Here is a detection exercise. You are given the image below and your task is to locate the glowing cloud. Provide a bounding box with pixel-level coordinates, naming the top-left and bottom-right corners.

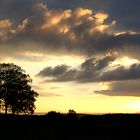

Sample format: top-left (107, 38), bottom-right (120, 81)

top-left (18, 18), bottom-right (30, 31)
top-left (0, 19), bottom-right (12, 29)
top-left (0, 2), bottom-right (140, 60)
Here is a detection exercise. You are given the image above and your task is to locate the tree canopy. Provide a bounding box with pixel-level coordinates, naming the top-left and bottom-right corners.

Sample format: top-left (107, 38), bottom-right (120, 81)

top-left (0, 63), bottom-right (38, 114)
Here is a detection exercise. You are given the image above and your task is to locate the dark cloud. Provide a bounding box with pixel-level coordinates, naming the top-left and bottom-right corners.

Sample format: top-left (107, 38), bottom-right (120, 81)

top-left (81, 58), bottom-right (95, 70)
top-left (37, 56), bottom-right (140, 83)
top-left (98, 64), bottom-right (140, 82)
top-left (95, 80), bottom-right (140, 97)
top-left (37, 64), bottom-right (78, 82)
top-left (37, 56), bottom-right (115, 82)
top-left (77, 56), bottom-right (115, 82)
top-left (95, 56), bottom-right (115, 70)
top-left (54, 69), bottom-right (78, 82)
top-left (78, 62), bottom-right (140, 82)
top-left (37, 65), bottom-right (70, 77)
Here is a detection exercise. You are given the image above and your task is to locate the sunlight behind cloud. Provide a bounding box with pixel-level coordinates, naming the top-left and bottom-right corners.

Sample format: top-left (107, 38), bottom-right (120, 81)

top-left (100, 82), bottom-right (110, 90)
top-left (0, 19), bottom-right (12, 29)
top-left (111, 56), bottom-right (139, 67)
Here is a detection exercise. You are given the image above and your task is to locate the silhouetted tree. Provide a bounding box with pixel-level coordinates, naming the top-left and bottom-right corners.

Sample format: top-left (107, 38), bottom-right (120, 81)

top-left (67, 109), bottom-right (77, 120)
top-left (68, 109), bottom-right (76, 114)
top-left (0, 99), bottom-right (2, 113)
top-left (0, 63), bottom-right (38, 114)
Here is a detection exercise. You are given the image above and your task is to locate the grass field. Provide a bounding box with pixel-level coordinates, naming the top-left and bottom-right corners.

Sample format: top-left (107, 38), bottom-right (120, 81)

top-left (0, 113), bottom-right (140, 140)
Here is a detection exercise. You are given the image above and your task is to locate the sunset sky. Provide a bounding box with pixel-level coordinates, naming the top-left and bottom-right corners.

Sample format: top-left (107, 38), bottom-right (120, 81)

top-left (1, 0), bottom-right (140, 114)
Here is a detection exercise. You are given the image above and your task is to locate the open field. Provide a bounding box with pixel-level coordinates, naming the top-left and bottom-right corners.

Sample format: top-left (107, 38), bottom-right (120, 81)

top-left (0, 113), bottom-right (140, 140)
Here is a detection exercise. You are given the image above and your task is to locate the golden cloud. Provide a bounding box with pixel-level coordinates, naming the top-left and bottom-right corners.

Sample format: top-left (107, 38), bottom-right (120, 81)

top-left (0, 18), bottom-right (30, 40)
top-left (0, 19), bottom-right (13, 40)
top-left (0, 3), bottom-right (115, 43)
top-left (33, 3), bottom-right (114, 35)
top-left (1, 2), bottom-right (139, 60)
top-left (18, 18), bottom-right (30, 31)
top-left (95, 12), bottom-right (109, 24)
top-left (0, 19), bottom-right (12, 29)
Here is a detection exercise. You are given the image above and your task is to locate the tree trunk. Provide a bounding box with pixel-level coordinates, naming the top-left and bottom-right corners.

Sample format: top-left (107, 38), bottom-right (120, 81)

top-left (11, 96), bottom-right (15, 115)
top-left (12, 105), bottom-right (15, 115)
top-left (0, 100), bottom-right (1, 114)
top-left (5, 103), bottom-right (7, 114)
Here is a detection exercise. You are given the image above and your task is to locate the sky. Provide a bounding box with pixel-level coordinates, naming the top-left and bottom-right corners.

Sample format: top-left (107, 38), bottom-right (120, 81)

top-left (1, 0), bottom-right (140, 114)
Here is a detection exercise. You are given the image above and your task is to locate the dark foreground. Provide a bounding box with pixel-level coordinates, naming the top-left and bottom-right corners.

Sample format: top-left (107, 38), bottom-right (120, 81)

top-left (0, 113), bottom-right (140, 140)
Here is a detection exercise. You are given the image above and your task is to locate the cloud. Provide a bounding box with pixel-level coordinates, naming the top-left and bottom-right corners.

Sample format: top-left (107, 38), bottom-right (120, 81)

top-left (78, 62), bottom-right (140, 82)
top-left (98, 64), bottom-right (140, 82)
top-left (37, 56), bottom-right (140, 83)
top-left (26, 3), bottom-right (117, 57)
top-left (40, 92), bottom-right (63, 97)
top-left (32, 85), bottom-right (62, 97)
top-left (0, 2), bottom-right (116, 58)
top-left (37, 65), bottom-right (70, 77)
top-left (77, 56), bottom-right (116, 82)
top-left (0, 19), bottom-right (13, 40)
top-left (0, 1), bottom-right (140, 61)
top-left (37, 64), bottom-right (78, 82)
top-left (44, 0), bottom-right (140, 31)
top-left (81, 56), bottom-right (115, 71)
top-left (95, 80), bottom-right (140, 97)
top-left (37, 56), bottom-right (115, 82)
top-left (0, 19), bottom-right (12, 29)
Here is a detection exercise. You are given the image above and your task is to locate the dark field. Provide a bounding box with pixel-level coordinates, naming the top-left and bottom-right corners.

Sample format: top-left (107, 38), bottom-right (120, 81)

top-left (0, 113), bottom-right (140, 140)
